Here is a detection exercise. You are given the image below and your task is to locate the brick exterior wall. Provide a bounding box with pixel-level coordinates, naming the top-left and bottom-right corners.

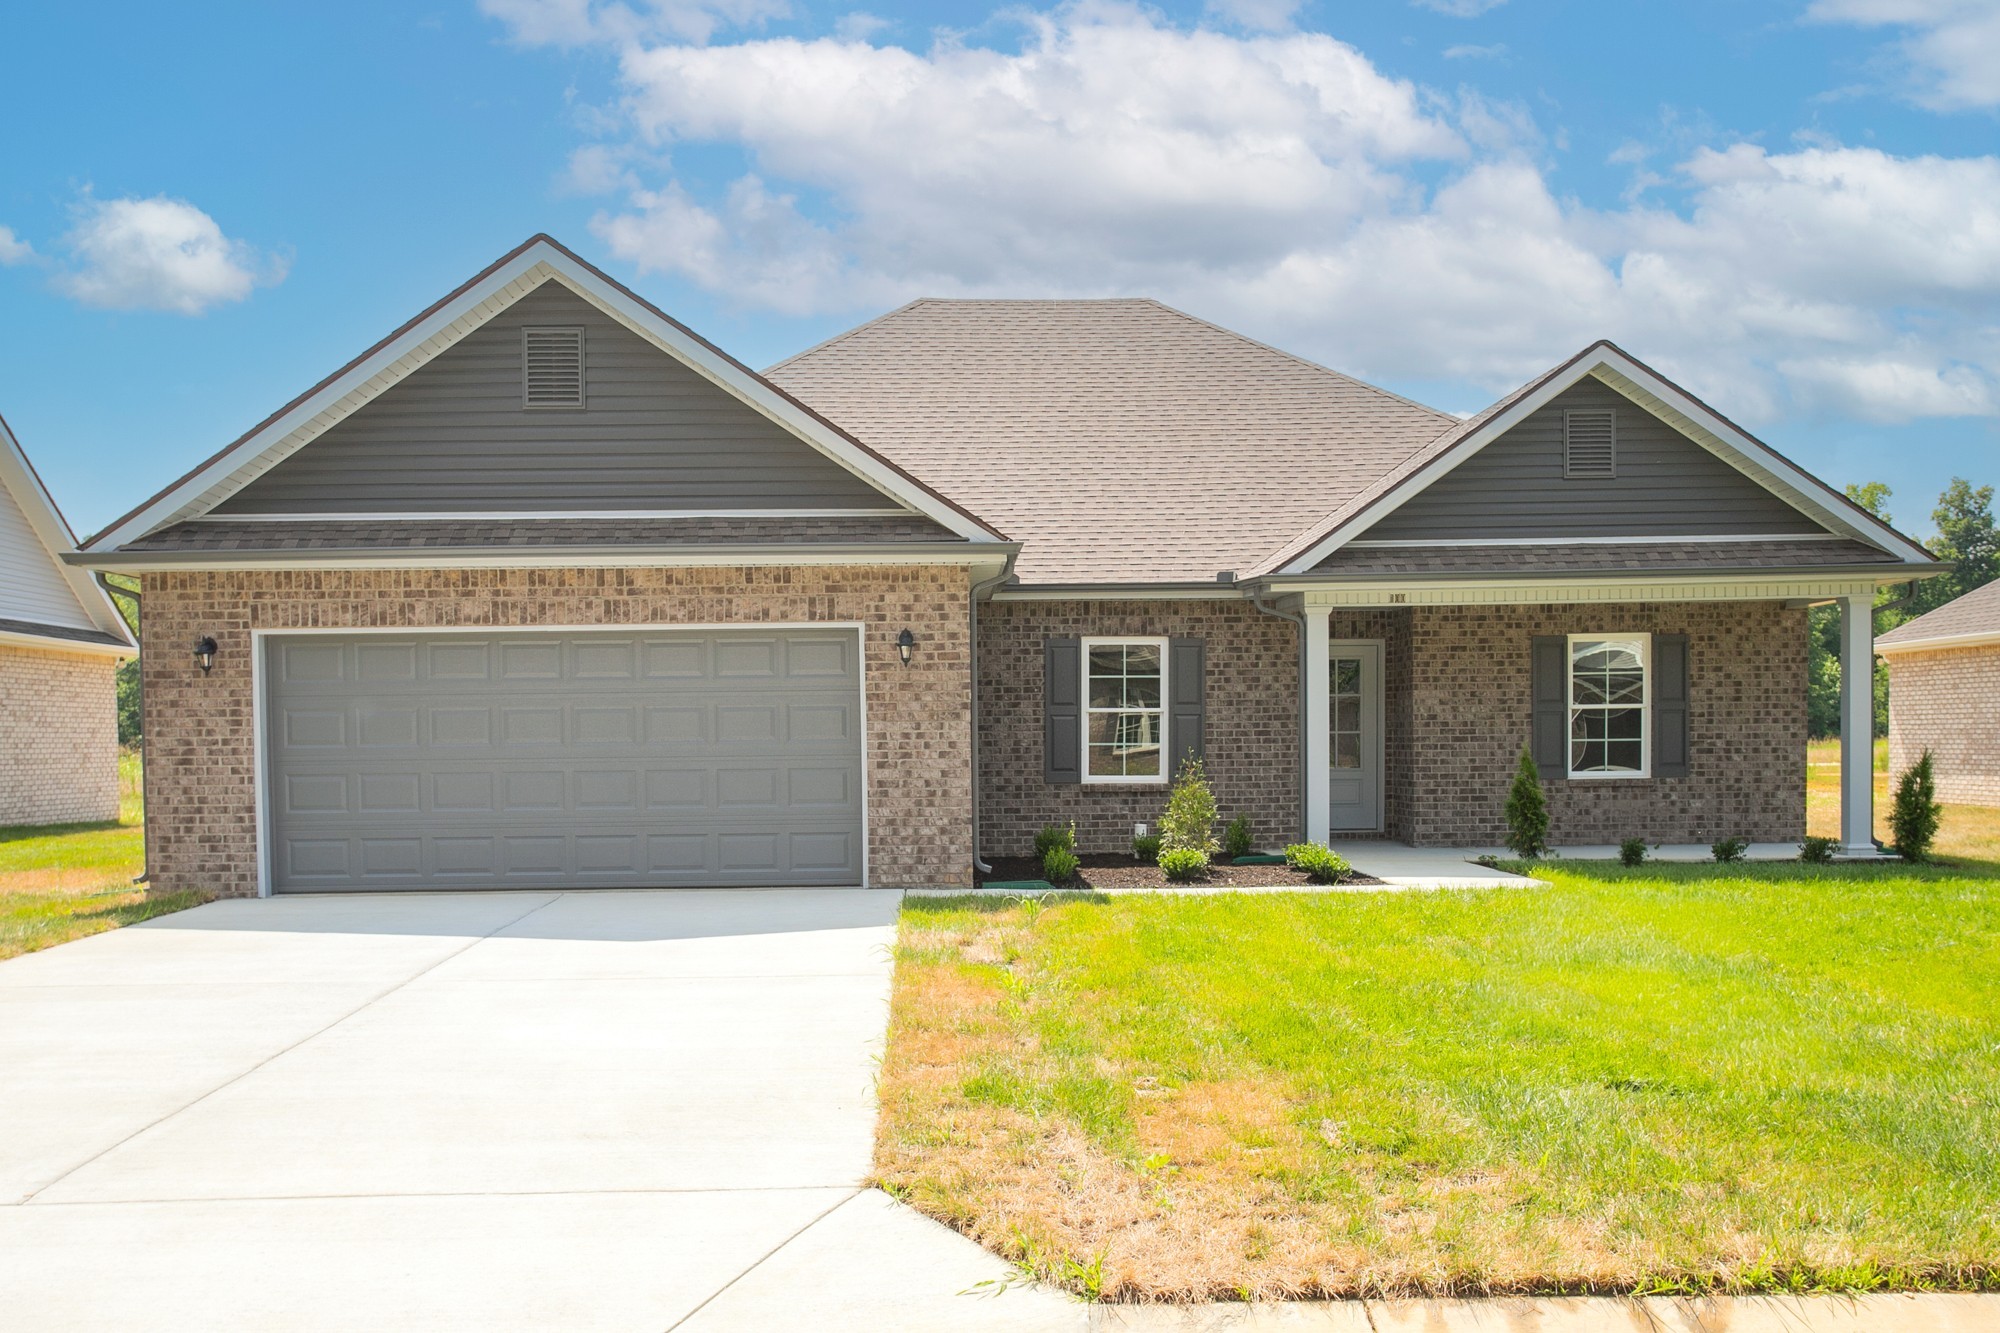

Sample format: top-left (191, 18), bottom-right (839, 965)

top-left (977, 598), bottom-right (1807, 854)
top-left (0, 644), bottom-right (121, 826)
top-left (138, 566), bottom-right (973, 898)
top-left (1405, 601), bottom-right (1808, 845)
top-left (977, 599), bottom-right (1318, 857)
top-left (1888, 646), bottom-right (2000, 807)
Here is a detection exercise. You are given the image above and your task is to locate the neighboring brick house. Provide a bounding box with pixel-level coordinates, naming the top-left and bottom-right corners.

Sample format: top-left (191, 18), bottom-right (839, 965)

top-left (0, 414), bottom-right (135, 827)
top-left (73, 235), bottom-right (1938, 897)
top-left (1879, 581), bottom-right (2000, 808)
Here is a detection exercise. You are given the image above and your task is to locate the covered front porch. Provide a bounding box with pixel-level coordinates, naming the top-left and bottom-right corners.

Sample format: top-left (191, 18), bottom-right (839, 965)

top-left (1259, 579), bottom-right (1891, 856)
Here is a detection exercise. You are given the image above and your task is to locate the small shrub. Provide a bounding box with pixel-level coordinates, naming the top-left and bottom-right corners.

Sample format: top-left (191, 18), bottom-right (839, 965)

top-left (1617, 837), bottom-right (1648, 867)
top-left (1033, 821), bottom-right (1076, 861)
top-left (1890, 750), bottom-right (1943, 862)
top-left (1158, 847), bottom-right (1209, 882)
top-left (1041, 845), bottom-right (1080, 884)
top-left (1799, 835), bottom-right (1838, 864)
top-left (1132, 833), bottom-right (1162, 863)
top-left (1504, 747), bottom-right (1550, 859)
top-left (1158, 759), bottom-right (1219, 855)
top-left (1222, 814), bottom-right (1254, 859)
top-left (1711, 836), bottom-right (1748, 863)
top-left (1284, 842), bottom-right (1350, 884)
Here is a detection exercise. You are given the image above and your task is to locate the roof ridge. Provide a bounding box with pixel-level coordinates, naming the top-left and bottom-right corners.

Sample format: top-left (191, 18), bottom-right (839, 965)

top-left (762, 298), bottom-right (932, 376)
top-left (1134, 300), bottom-right (1460, 426)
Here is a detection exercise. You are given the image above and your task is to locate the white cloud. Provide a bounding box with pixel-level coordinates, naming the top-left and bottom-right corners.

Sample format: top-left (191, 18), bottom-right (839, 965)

top-left (1413, 0), bottom-right (1506, 14)
top-left (0, 226), bottom-right (33, 265)
top-left (1204, 0), bottom-right (1305, 31)
top-left (1807, 0), bottom-right (2000, 110)
top-left (478, 0), bottom-right (788, 45)
top-left (832, 10), bottom-right (890, 40)
top-left (1443, 42), bottom-right (1506, 58)
top-left (56, 196), bottom-right (284, 315)
top-left (521, 2), bottom-right (2000, 425)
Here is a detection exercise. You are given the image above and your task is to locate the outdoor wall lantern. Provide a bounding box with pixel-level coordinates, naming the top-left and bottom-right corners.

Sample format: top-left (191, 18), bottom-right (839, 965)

top-left (896, 628), bottom-right (915, 667)
top-left (192, 636), bottom-right (218, 675)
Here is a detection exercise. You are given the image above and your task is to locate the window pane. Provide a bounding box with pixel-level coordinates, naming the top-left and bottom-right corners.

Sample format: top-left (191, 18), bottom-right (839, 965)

top-left (1088, 647), bottom-right (1124, 676)
top-left (1571, 737), bottom-right (1594, 771)
top-left (1088, 678), bottom-right (1122, 709)
top-left (1335, 697), bottom-right (1360, 732)
top-left (1334, 732), bottom-right (1361, 768)
top-left (1605, 740), bottom-right (1643, 772)
top-left (1087, 713), bottom-right (1119, 745)
top-left (1124, 644), bottom-right (1162, 675)
top-left (1088, 745), bottom-right (1124, 777)
top-left (1333, 658), bottom-right (1360, 695)
top-left (1603, 707), bottom-right (1643, 740)
top-left (1124, 747), bottom-right (1160, 777)
top-left (1124, 675), bottom-right (1161, 709)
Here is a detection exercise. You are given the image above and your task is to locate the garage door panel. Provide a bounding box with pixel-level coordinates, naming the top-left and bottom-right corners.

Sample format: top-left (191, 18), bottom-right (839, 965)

top-left (266, 629), bottom-right (863, 891)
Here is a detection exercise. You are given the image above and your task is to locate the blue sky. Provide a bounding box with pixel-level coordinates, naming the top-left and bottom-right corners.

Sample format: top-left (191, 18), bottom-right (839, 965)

top-left (2, 0), bottom-right (1995, 538)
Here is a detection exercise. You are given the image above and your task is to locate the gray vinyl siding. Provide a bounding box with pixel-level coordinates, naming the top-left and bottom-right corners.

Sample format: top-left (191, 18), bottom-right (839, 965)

top-left (1364, 379), bottom-right (1825, 542)
top-left (216, 281), bottom-right (896, 515)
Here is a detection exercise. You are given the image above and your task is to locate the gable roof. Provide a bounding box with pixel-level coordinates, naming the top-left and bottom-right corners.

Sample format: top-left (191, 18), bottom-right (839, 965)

top-left (82, 236), bottom-right (1006, 552)
top-left (1878, 580), bottom-right (2000, 654)
top-left (1259, 341), bottom-right (1935, 575)
top-left (766, 299), bottom-right (1459, 585)
top-left (0, 414), bottom-right (134, 654)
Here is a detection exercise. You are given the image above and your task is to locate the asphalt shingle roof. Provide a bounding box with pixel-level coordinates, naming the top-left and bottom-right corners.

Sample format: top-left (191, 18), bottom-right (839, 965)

top-left (1878, 578), bottom-right (2000, 647)
top-left (766, 299), bottom-right (1459, 585)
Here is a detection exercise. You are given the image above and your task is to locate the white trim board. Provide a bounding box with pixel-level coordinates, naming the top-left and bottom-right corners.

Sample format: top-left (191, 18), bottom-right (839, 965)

top-left (1280, 574), bottom-right (1888, 608)
top-left (1271, 346), bottom-right (1934, 574)
top-left (1877, 630), bottom-right (2000, 656)
top-left (87, 236), bottom-right (1003, 552)
top-left (248, 621), bottom-right (872, 898)
top-left (68, 545), bottom-right (1018, 575)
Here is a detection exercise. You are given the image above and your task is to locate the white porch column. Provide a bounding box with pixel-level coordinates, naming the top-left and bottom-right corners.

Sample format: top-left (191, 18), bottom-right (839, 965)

top-left (1840, 592), bottom-right (1876, 854)
top-left (1303, 605), bottom-right (1332, 845)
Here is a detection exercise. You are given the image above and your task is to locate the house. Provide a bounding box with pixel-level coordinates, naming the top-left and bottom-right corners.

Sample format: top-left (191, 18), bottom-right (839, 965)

top-left (1879, 580), bottom-right (2000, 807)
top-left (0, 414), bottom-right (136, 826)
top-left (71, 235), bottom-right (1938, 896)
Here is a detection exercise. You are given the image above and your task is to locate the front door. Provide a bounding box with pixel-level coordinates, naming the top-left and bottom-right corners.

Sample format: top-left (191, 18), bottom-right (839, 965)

top-left (1327, 641), bottom-right (1383, 833)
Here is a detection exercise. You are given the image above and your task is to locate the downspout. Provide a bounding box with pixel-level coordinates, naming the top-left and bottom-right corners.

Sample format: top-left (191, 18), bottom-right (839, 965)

top-left (1250, 590), bottom-right (1308, 845)
top-left (969, 553), bottom-right (1019, 874)
top-left (97, 573), bottom-right (150, 887)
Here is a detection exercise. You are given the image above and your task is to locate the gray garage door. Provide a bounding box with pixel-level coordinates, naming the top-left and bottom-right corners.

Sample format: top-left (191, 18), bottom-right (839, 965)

top-left (263, 629), bottom-right (863, 892)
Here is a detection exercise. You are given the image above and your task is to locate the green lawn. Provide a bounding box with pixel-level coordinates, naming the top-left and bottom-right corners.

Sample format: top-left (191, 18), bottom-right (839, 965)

top-left (878, 862), bottom-right (2000, 1302)
top-left (0, 751), bottom-right (204, 962)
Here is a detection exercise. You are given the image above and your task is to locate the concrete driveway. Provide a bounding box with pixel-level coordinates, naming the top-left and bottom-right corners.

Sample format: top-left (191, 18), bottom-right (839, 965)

top-left (0, 889), bottom-right (1079, 1332)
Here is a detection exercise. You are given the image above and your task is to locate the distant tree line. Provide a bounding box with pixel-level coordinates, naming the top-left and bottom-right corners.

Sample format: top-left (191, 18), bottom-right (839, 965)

top-left (102, 574), bottom-right (142, 747)
top-left (1808, 478), bottom-right (1999, 739)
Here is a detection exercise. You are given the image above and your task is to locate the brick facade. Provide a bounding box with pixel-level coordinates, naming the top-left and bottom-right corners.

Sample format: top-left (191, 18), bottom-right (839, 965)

top-left (1405, 601), bottom-right (1808, 845)
top-left (0, 644), bottom-right (121, 826)
top-left (1887, 646), bottom-right (2000, 808)
top-left (138, 566), bottom-right (974, 898)
top-left (978, 597), bottom-right (1807, 854)
top-left (976, 599), bottom-right (1311, 856)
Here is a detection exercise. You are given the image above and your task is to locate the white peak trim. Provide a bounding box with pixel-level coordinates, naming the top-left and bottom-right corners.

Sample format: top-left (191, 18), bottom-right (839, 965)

top-left (0, 414), bottom-right (134, 647)
top-left (86, 237), bottom-right (1001, 551)
top-left (1274, 345), bottom-right (1933, 575)
top-left (1341, 533), bottom-right (1850, 549)
top-left (1876, 629), bottom-right (2000, 656)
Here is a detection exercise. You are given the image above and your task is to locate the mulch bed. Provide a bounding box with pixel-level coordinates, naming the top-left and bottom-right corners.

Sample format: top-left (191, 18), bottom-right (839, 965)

top-left (977, 853), bottom-right (1384, 892)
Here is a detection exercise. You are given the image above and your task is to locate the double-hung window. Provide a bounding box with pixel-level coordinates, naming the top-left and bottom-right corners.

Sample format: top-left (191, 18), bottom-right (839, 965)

top-left (1568, 634), bottom-right (1649, 778)
top-left (1082, 637), bottom-right (1167, 783)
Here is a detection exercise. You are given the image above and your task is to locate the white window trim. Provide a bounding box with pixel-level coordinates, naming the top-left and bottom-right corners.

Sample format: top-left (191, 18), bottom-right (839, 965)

top-left (1565, 632), bottom-right (1651, 781)
top-left (1080, 635), bottom-right (1170, 786)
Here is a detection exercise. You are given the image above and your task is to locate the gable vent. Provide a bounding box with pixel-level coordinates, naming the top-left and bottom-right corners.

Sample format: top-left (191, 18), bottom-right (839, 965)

top-left (1563, 408), bottom-right (1616, 478)
top-left (522, 327), bottom-right (586, 409)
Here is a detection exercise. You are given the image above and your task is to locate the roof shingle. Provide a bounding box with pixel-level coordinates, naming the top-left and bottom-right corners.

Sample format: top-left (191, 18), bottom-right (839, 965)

top-left (1879, 578), bottom-right (2000, 648)
top-left (767, 299), bottom-right (1457, 585)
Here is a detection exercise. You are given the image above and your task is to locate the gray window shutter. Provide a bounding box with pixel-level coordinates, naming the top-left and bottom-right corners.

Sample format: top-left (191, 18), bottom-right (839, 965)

top-left (1653, 633), bottom-right (1690, 779)
top-left (1168, 637), bottom-right (1205, 775)
top-left (1044, 638), bottom-right (1082, 784)
top-left (1530, 636), bottom-right (1567, 776)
